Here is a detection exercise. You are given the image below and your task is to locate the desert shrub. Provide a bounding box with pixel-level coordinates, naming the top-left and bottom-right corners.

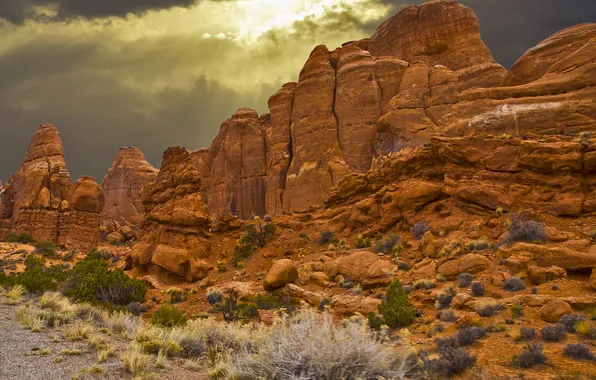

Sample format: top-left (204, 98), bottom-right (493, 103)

top-left (514, 343), bottom-right (547, 368)
top-left (64, 256), bottom-right (146, 305)
top-left (412, 279), bottom-right (436, 290)
top-left (368, 312), bottom-right (384, 330)
top-left (520, 326), bottom-right (536, 341)
top-left (424, 346), bottom-right (477, 376)
top-left (575, 321), bottom-right (596, 339)
top-left (503, 277), bottom-right (526, 292)
top-left (471, 281), bottom-right (484, 297)
top-left (531, 286), bottom-right (538, 294)
top-left (254, 294), bottom-right (285, 310)
top-left (436, 288), bottom-right (455, 310)
top-left (540, 324), bottom-right (567, 342)
top-left (220, 310), bottom-right (409, 379)
top-left (398, 261), bottom-right (410, 271)
top-left (458, 273), bottom-right (473, 288)
top-left (436, 309), bottom-right (456, 323)
top-left (475, 300), bottom-right (504, 317)
top-left (559, 313), bottom-right (586, 332)
top-left (318, 230), bottom-right (336, 246)
top-left (563, 343), bottom-right (595, 361)
top-left (152, 304), bottom-right (188, 327)
top-left (503, 215), bottom-right (545, 245)
top-left (169, 289), bottom-right (187, 304)
top-left (34, 241), bottom-right (58, 258)
top-left (456, 326), bottom-right (487, 346)
top-left (411, 222), bottom-right (431, 240)
top-left (5, 232), bottom-right (35, 244)
top-left (11, 256), bottom-right (67, 294)
top-left (378, 280), bottom-right (416, 328)
top-left (466, 238), bottom-right (489, 251)
top-left (373, 234), bottom-right (399, 254)
top-left (355, 235), bottom-right (371, 249)
top-left (207, 289), bottom-right (250, 322)
top-left (510, 304), bottom-right (524, 318)
top-left (126, 302), bottom-right (148, 316)
top-left (232, 221), bottom-right (276, 266)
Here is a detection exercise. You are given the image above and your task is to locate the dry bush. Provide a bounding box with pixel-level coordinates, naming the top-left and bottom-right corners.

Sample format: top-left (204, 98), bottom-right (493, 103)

top-left (216, 309), bottom-right (411, 379)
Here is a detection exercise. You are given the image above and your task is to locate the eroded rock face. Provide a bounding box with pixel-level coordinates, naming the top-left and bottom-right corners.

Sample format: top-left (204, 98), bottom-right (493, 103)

top-left (0, 124), bottom-right (104, 249)
top-left (101, 147), bottom-right (158, 229)
top-left (59, 176), bottom-right (105, 250)
top-left (129, 146), bottom-right (211, 281)
top-left (192, 2), bottom-right (594, 219)
top-left (205, 108), bottom-right (268, 220)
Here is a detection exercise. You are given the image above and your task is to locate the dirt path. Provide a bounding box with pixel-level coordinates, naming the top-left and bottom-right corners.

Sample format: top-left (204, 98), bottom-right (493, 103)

top-left (0, 303), bottom-right (122, 380)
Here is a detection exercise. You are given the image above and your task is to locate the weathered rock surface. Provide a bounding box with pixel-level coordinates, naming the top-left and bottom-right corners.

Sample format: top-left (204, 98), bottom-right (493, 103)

top-left (129, 146), bottom-right (211, 281)
top-left (540, 299), bottom-right (573, 323)
top-left (178, 2), bottom-right (595, 220)
top-left (0, 125), bottom-right (104, 250)
top-left (264, 259), bottom-right (298, 290)
top-left (324, 250), bottom-right (395, 289)
top-left (101, 147), bottom-right (157, 229)
top-left (327, 135), bottom-right (596, 235)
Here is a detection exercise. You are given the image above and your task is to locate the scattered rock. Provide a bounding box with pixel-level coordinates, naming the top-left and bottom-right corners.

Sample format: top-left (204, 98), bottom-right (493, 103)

top-left (541, 299), bottom-right (573, 323)
top-left (264, 259), bottom-right (299, 290)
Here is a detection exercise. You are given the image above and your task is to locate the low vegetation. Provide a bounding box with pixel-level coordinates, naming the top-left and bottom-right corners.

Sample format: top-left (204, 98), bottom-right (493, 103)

top-left (502, 214), bottom-right (546, 245)
top-left (410, 222), bottom-right (431, 240)
top-left (232, 218), bottom-right (277, 267)
top-left (377, 280), bottom-right (416, 328)
top-left (540, 324), bottom-right (567, 342)
top-left (513, 343), bottom-right (548, 368)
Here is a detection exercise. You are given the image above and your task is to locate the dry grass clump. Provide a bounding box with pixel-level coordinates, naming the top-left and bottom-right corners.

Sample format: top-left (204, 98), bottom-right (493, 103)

top-left (475, 299), bottom-right (504, 317)
top-left (16, 307), bottom-right (45, 332)
top-left (4, 285), bottom-right (26, 304)
top-left (121, 342), bottom-right (153, 376)
top-left (63, 320), bottom-right (94, 341)
top-left (213, 309), bottom-right (410, 379)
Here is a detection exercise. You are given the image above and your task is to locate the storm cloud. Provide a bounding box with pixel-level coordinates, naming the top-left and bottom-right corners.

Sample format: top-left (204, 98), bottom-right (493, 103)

top-left (0, 0), bottom-right (593, 183)
top-left (0, 0), bottom-right (200, 22)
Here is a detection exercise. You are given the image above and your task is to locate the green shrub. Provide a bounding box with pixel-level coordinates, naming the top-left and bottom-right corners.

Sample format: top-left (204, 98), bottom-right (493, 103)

top-left (5, 256), bottom-right (67, 294)
top-left (254, 294), bottom-right (285, 310)
top-left (5, 232), bottom-right (35, 244)
top-left (152, 304), bottom-right (188, 327)
top-left (232, 221), bottom-right (276, 266)
top-left (355, 235), bottom-right (371, 249)
top-left (64, 257), bottom-right (146, 305)
top-left (368, 312), bottom-right (383, 330)
top-left (34, 241), bottom-right (58, 258)
top-left (378, 280), bottom-right (416, 328)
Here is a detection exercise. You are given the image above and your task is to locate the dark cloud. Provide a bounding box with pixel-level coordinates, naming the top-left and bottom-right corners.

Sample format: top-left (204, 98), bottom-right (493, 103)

top-left (378, 0), bottom-right (596, 68)
top-left (0, 31), bottom-right (279, 182)
top-left (0, 0), bottom-right (200, 22)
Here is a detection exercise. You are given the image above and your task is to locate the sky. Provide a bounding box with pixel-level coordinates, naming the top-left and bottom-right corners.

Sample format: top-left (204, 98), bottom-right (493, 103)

top-left (0, 0), bottom-right (594, 182)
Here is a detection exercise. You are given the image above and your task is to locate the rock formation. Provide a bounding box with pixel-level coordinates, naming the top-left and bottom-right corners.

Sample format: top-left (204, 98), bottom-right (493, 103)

top-left (193, 0), bottom-right (595, 220)
top-left (128, 146), bottom-right (212, 281)
top-left (130, 0), bottom-right (595, 280)
top-left (0, 124), bottom-right (104, 250)
top-left (101, 147), bottom-right (158, 230)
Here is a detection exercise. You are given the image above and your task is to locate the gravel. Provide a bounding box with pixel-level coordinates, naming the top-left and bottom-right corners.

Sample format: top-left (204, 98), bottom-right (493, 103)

top-left (0, 303), bottom-right (121, 380)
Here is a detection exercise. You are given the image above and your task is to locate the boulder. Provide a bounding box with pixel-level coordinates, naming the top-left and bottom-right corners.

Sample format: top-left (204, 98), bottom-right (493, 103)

top-left (499, 243), bottom-right (596, 271)
top-left (540, 299), bottom-right (573, 323)
top-left (527, 265), bottom-right (567, 285)
top-left (264, 259), bottom-right (298, 290)
top-left (327, 251), bottom-right (395, 289)
top-left (437, 254), bottom-right (492, 278)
